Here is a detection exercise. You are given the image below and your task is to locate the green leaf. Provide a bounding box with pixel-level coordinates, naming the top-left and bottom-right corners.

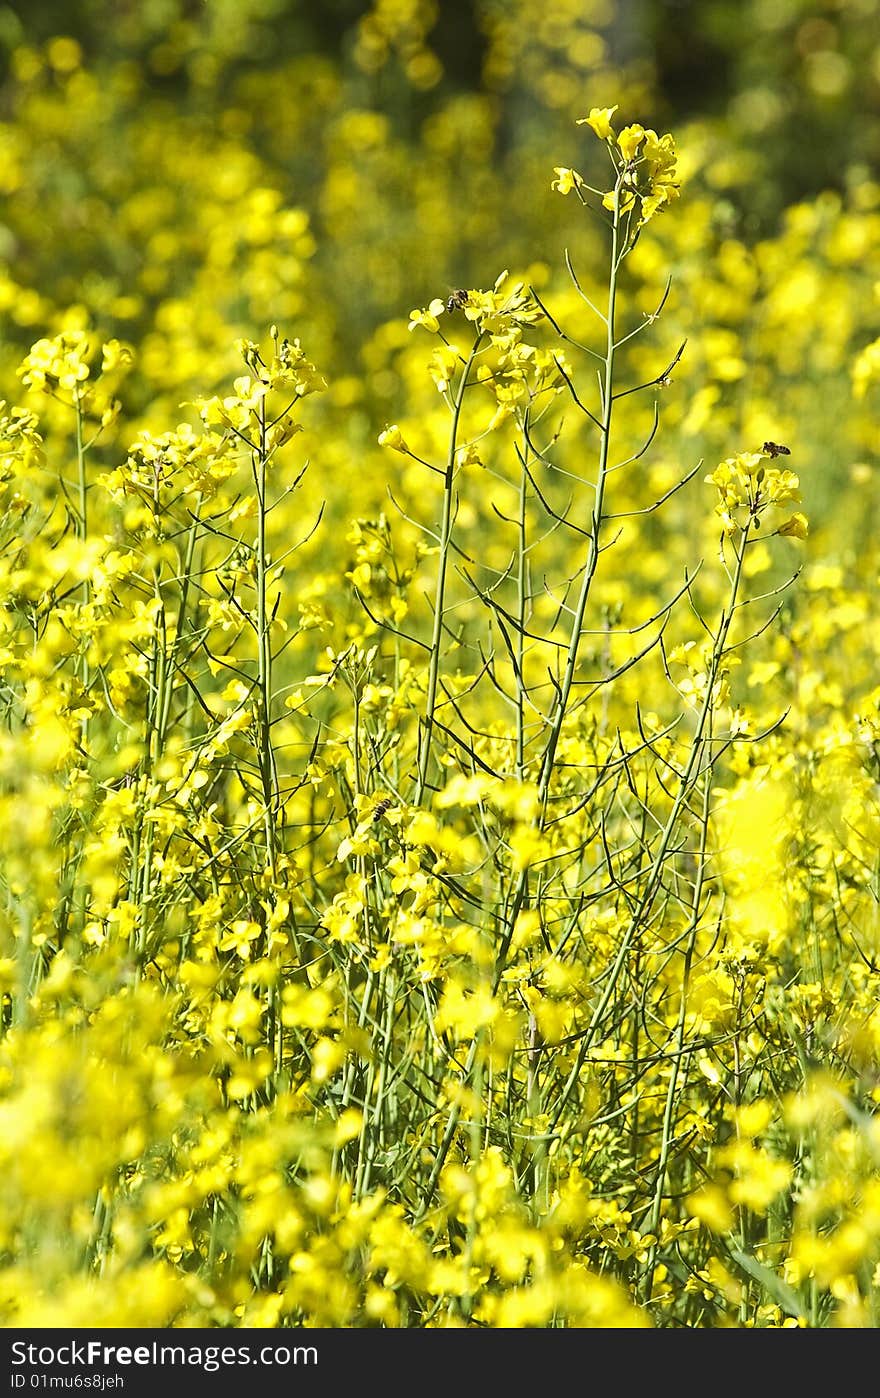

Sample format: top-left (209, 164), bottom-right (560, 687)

top-left (730, 1248), bottom-right (805, 1321)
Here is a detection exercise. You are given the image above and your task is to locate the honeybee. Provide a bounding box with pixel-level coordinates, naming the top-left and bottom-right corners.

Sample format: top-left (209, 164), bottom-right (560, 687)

top-left (446, 289), bottom-right (469, 312)
top-left (372, 796), bottom-right (395, 822)
top-left (763, 441), bottom-right (791, 458)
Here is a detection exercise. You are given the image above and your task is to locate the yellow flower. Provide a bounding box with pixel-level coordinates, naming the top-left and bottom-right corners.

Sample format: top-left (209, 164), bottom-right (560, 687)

top-left (435, 980), bottom-right (501, 1038)
top-left (853, 336), bottom-right (880, 398)
top-left (737, 451), bottom-right (767, 477)
top-left (408, 298), bottom-right (445, 333)
top-left (271, 336), bottom-right (325, 396)
top-left (18, 331), bottom-right (92, 396)
top-left (778, 511), bottom-right (809, 539)
top-left (602, 188), bottom-right (636, 214)
top-left (378, 423), bottom-right (409, 452)
top-left (100, 339), bottom-right (135, 376)
top-left (617, 124), bottom-right (646, 162)
top-left (551, 166), bottom-right (584, 196)
top-left (455, 442), bottom-right (482, 468)
top-left (577, 106), bottom-right (618, 140)
top-left (429, 344), bottom-right (459, 394)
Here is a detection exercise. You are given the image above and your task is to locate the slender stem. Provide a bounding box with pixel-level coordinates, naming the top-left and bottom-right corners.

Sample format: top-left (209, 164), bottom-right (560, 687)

top-left (415, 335), bottom-right (484, 805)
top-left (516, 419), bottom-right (529, 781)
top-left (419, 178), bottom-right (629, 1214)
top-left (254, 391), bottom-right (278, 875)
top-left (74, 393), bottom-right (91, 728)
top-left (156, 503), bottom-right (201, 749)
top-left (640, 755), bottom-right (713, 1303)
top-left (75, 391), bottom-right (87, 545)
top-left (536, 179), bottom-right (622, 800)
top-left (549, 518), bottom-right (754, 1131)
top-left (357, 967), bottom-right (396, 1199)
top-left (414, 1036), bottom-right (479, 1222)
top-left (496, 172), bottom-right (625, 977)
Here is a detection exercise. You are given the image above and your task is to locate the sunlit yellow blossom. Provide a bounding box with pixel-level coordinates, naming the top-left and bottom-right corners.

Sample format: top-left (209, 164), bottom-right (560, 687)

top-left (778, 511), bottom-right (809, 539)
top-left (408, 298), bottom-right (446, 333)
top-left (551, 166), bottom-right (584, 196)
top-left (577, 106), bottom-right (618, 139)
top-left (378, 423), bottom-right (409, 452)
top-left (617, 123), bottom-right (646, 162)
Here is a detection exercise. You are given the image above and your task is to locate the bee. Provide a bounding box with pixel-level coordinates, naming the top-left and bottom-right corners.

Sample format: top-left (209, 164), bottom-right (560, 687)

top-left (372, 796), bottom-right (395, 822)
top-left (763, 441), bottom-right (791, 458)
top-left (446, 289), bottom-right (469, 312)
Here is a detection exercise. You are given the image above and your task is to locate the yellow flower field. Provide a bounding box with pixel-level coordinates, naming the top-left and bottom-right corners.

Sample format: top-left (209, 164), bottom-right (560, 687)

top-left (2, 1), bottom-right (880, 1329)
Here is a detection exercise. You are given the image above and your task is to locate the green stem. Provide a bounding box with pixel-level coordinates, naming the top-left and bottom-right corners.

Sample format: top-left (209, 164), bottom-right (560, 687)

top-left (75, 392), bottom-right (87, 545)
top-left (156, 504), bottom-right (201, 749)
top-left (254, 392), bottom-right (278, 875)
top-left (418, 180), bottom-right (628, 1215)
top-left (496, 172), bottom-right (625, 977)
top-left (357, 967), bottom-right (396, 1199)
top-left (74, 393), bottom-right (91, 728)
top-left (415, 334), bottom-right (484, 806)
top-left (516, 416), bottom-right (529, 781)
top-left (549, 517), bottom-right (754, 1132)
top-left (640, 757), bottom-right (713, 1304)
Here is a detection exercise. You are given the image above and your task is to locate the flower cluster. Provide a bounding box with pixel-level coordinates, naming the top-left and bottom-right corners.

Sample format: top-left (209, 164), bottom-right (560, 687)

top-left (554, 106), bottom-right (679, 224)
top-left (705, 447), bottom-right (808, 538)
